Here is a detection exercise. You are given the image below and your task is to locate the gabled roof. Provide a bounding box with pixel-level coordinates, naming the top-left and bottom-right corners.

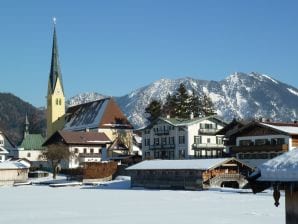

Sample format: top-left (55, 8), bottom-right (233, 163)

top-left (144, 115), bottom-right (227, 129)
top-left (216, 119), bottom-right (247, 135)
top-left (261, 123), bottom-right (298, 135)
top-left (230, 121), bottom-right (298, 137)
top-left (19, 134), bottom-right (45, 150)
top-left (0, 160), bottom-right (30, 170)
top-left (254, 149), bottom-right (298, 182)
top-left (43, 130), bottom-right (111, 146)
top-left (108, 137), bottom-right (129, 151)
top-left (0, 130), bottom-right (16, 147)
top-left (127, 158), bottom-right (229, 170)
top-left (64, 98), bottom-right (133, 131)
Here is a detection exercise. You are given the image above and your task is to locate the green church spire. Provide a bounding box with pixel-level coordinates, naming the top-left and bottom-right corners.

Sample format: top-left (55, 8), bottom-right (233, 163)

top-left (48, 18), bottom-right (64, 95)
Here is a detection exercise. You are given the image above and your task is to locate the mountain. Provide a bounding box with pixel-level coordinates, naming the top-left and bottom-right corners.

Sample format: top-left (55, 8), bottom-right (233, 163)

top-left (0, 93), bottom-right (46, 145)
top-left (69, 72), bottom-right (298, 128)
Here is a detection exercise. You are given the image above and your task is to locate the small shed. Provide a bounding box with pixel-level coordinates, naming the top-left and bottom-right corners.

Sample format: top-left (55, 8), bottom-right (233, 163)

top-left (126, 158), bottom-right (253, 190)
top-left (249, 149), bottom-right (298, 224)
top-left (0, 160), bottom-right (30, 186)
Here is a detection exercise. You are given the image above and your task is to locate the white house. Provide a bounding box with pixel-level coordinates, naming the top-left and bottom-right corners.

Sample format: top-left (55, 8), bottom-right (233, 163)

top-left (42, 131), bottom-right (112, 169)
top-left (142, 116), bottom-right (227, 160)
top-left (0, 131), bottom-right (16, 161)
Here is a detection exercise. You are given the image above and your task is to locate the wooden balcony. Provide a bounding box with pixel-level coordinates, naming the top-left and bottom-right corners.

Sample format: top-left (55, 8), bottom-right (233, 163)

top-left (231, 144), bottom-right (289, 153)
top-left (149, 144), bottom-right (175, 150)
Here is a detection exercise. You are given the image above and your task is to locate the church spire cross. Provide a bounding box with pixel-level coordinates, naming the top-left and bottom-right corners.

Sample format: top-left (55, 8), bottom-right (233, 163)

top-left (48, 18), bottom-right (64, 95)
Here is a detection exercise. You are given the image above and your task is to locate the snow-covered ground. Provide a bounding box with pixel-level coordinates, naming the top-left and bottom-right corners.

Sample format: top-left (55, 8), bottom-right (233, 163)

top-left (0, 185), bottom-right (284, 224)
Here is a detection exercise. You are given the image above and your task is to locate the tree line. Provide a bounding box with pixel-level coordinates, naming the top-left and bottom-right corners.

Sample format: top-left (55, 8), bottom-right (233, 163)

top-left (145, 83), bottom-right (216, 121)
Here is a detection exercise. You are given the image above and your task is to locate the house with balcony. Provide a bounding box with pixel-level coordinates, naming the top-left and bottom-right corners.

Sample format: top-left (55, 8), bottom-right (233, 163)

top-left (142, 115), bottom-right (227, 160)
top-left (42, 131), bottom-right (112, 168)
top-left (223, 121), bottom-right (298, 167)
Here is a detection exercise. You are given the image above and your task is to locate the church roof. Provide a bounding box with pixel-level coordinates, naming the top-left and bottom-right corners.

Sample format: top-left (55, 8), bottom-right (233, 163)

top-left (64, 98), bottom-right (133, 131)
top-left (19, 134), bottom-right (45, 150)
top-left (48, 25), bottom-right (64, 95)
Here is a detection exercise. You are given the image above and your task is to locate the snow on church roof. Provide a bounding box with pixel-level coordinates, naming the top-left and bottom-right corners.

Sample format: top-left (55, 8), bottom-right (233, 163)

top-left (257, 149), bottom-right (298, 182)
top-left (126, 158), bottom-right (230, 170)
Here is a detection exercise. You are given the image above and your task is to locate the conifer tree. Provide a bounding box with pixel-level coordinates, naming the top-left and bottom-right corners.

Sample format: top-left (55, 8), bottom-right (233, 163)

top-left (145, 100), bottom-right (162, 122)
top-left (201, 94), bottom-right (216, 116)
top-left (174, 83), bottom-right (191, 119)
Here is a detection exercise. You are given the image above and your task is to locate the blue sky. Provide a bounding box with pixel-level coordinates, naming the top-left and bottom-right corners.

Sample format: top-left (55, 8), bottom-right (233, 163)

top-left (1, 0), bottom-right (298, 107)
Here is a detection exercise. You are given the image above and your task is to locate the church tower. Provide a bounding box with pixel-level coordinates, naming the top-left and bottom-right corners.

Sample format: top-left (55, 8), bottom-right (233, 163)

top-left (46, 19), bottom-right (65, 137)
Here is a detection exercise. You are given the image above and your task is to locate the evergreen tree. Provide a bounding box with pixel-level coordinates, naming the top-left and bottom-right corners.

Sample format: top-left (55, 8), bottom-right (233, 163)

top-left (174, 83), bottom-right (191, 119)
top-left (145, 100), bottom-right (162, 121)
top-left (201, 94), bottom-right (216, 116)
top-left (162, 93), bottom-right (176, 117)
top-left (189, 90), bottom-right (201, 117)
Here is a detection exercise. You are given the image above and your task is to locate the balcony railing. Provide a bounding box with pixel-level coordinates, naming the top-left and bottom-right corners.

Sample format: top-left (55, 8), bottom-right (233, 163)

top-left (192, 143), bottom-right (224, 149)
top-left (199, 128), bottom-right (218, 134)
top-left (231, 144), bottom-right (288, 153)
top-left (149, 144), bottom-right (175, 150)
top-left (153, 129), bottom-right (170, 135)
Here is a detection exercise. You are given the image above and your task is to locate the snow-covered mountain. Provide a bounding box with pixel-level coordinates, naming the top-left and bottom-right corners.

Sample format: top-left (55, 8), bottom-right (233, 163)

top-left (68, 72), bottom-right (298, 128)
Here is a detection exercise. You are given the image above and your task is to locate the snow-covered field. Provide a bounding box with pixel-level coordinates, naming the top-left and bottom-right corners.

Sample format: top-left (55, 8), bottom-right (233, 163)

top-left (0, 185), bottom-right (284, 224)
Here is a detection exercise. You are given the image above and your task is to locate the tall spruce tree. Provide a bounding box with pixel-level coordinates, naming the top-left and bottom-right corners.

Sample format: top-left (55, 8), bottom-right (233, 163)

top-left (145, 100), bottom-right (162, 122)
top-left (201, 94), bottom-right (216, 116)
top-left (174, 83), bottom-right (191, 119)
top-left (162, 93), bottom-right (176, 117)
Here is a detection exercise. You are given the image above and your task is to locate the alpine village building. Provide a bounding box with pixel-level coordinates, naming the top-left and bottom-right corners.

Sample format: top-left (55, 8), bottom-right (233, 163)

top-left (42, 22), bottom-right (134, 169)
top-left (221, 120), bottom-right (298, 167)
top-left (142, 116), bottom-right (227, 160)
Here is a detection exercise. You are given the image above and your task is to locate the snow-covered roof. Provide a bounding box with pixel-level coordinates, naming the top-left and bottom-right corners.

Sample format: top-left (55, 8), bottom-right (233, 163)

top-left (0, 160), bottom-right (30, 170)
top-left (257, 149), bottom-right (298, 181)
top-left (133, 135), bottom-right (142, 144)
top-left (126, 158), bottom-right (229, 170)
top-left (261, 123), bottom-right (298, 135)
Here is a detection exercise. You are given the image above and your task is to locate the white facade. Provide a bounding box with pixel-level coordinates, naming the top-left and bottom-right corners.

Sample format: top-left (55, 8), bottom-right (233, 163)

top-left (63, 145), bottom-right (105, 169)
top-left (0, 132), bottom-right (16, 161)
top-left (142, 116), bottom-right (226, 160)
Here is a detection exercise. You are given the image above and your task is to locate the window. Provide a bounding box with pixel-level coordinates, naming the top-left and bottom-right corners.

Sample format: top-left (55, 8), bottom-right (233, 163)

top-left (74, 148), bottom-right (79, 153)
top-left (56, 99), bottom-right (59, 105)
top-left (0, 155), bottom-right (2, 161)
top-left (144, 129), bottom-right (150, 134)
top-left (216, 136), bottom-right (223, 145)
top-left (83, 148), bottom-right (87, 154)
top-left (90, 148), bottom-right (94, 154)
top-left (169, 137), bottom-right (175, 145)
top-left (161, 137), bottom-right (167, 145)
top-left (0, 140), bottom-right (3, 145)
top-left (255, 139), bottom-right (267, 146)
top-left (144, 138), bottom-right (150, 146)
top-left (277, 138), bottom-right (285, 145)
top-left (154, 138), bottom-right (159, 145)
top-left (145, 151), bottom-right (151, 159)
top-left (154, 151), bottom-right (160, 158)
top-left (239, 140), bottom-right (253, 146)
top-left (27, 152), bottom-right (31, 157)
top-left (179, 136), bottom-right (185, 144)
top-left (207, 138), bottom-right (211, 144)
top-left (59, 99), bottom-right (62, 105)
top-left (194, 136), bottom-right (202, 144)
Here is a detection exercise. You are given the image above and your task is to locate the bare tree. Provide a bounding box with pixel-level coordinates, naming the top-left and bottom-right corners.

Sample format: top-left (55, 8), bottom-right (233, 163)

top-left (40, 143), bottom-right (74, 179)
